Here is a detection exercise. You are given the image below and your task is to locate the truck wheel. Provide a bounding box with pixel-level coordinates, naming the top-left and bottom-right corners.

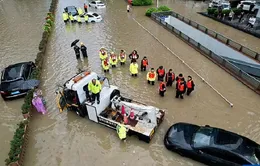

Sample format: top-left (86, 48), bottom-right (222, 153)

top-left (110, 89), bottom-right (120, 100)
top-left (91, 20), bottom-right (95, 23)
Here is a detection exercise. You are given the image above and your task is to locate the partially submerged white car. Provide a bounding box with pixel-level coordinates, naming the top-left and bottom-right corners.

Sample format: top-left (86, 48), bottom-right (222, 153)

top-left (73, 12), bottom-right (102, 23)
top-left (89, 1), bottom-right (106, 9)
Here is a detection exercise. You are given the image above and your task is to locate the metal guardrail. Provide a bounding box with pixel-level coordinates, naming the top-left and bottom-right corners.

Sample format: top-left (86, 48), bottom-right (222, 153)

top-left (151, 12), bottom-right (260, 94)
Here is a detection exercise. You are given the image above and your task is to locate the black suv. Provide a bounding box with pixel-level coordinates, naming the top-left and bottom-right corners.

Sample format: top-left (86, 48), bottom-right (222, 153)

top-left (0, 61), bottom-right (36, 100)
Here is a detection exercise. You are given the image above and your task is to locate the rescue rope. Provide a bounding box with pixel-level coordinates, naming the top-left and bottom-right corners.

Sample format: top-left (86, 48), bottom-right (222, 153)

top-left (132, 18), bottom-right (233, 108)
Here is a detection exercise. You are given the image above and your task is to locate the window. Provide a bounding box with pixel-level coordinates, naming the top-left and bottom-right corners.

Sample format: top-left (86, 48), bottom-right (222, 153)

top-left (215, 130), bottom-right (241, 146)
top-left (201, 148), bottom-right (250, 165)
top-left (88, 14), bottom-right (93, 17)
top-left (23, 65), bottom-right (30, 79)
top-left (193, 128), bottom-right (213, 148)
top-left (93, 13), bottom-right (99, 17)
top-left (91, 1), bottom-right (96, 4)
top-left (2, 65), bottom-right (22, 81)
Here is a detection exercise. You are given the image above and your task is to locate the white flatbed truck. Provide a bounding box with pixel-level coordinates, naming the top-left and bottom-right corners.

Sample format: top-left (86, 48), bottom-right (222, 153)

top-left (56, 71), bottom-right (165, 143)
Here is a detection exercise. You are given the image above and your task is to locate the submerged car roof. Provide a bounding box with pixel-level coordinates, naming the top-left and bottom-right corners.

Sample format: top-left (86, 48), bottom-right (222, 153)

top-left (1, 62), bottom-right (31, 81)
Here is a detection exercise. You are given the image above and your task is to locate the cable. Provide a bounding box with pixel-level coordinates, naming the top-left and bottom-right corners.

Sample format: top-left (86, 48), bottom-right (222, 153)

top-left (132, 18), bottom-right (233, 108)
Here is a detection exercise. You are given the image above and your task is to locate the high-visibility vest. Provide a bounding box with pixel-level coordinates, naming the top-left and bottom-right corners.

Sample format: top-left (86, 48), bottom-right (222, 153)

top-left (119, 53), bottom-right (126, 62)
top-left (69, 14), bottom-right (74, 21)
top-left (109, 55), bottom-right (118, 65)
top-left (178, 83), bottom-right (185, 92)
top-left (102, 60), bottom-right (110, 70)
top-left (63, 13), bottom-right (68, 21)
top-left (132, 54), bottom-right (137, 59)
top-left (84, 15), bottom-right (89, 22)
top-left (159, 82), bottom-right (166, 91)
top-left (129, 63), bottom-right (138, 74)
top-left (88, 80), bottom-right (102, 94)
top-left (187, 80), bottom-right (193, 89)
top-left (166, 72), bottom-right (175, 82)
top-left (176, 76), bottom-right (183, 84)
top-left (142, 59), bottom-right (148, 66)
top-left (157, 69), bottom-right (165, 76)
top-left (116, 124), bottom-right (127, 140)
top-left (99, 51), bottom-right (107, 60)
top-left (77, 16), bottom-right (81, 22)
top-left (147, 72), bottom-right (156, 81)
top-left (78, 8), bottom-right (84, 15)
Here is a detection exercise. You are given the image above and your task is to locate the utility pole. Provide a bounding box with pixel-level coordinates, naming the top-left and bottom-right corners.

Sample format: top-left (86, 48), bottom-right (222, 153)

top-left (156, 0), bottom-right (159, 8)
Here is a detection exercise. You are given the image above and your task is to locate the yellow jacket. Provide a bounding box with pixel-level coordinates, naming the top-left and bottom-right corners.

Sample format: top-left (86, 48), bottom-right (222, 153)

top-left (102, 60), bottom-right (110, 70)
top-left (119, 53), bottom-right (126, 62)
top-left (77, 16), bottom-right (81, 22)
top-left (116, 124), bottom-right (127, 140)
top-left (78, 8), bottom-right (84, 16)
top-left (63, 13), bottom-right (68, 20)
top-left (129, 63), bottom-right (138, 74)
top-left (100, 52), bottom-right (108, 61)
top-left (84, 15), bottom-right (89, 22)
top-left (147, 72), bottom-right (156, 81)
top-left (69, 14), bottom-right (74, 21)
top-left (88, 80), bottom-right (102, 94)
top-left (110, 56), bottom-right (118, 65)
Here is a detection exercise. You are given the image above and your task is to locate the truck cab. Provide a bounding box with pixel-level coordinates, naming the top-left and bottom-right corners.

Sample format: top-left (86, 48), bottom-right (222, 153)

top-left (56, 71), bottom-right (119, 117)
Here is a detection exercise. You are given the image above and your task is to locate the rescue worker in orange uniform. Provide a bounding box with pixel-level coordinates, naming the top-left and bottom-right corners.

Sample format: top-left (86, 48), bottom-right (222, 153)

top-left (159, 81), bottom-right (166, 97)
top-left (165, 69), bottom-right (175, 87)
top-left (175, 73), bottom-right (184, 89)
top-left (186, 76), bottom-right (195, 96)
top-left (129, 50), bottom-right (139, 63)
top-left (176, 78), bottom-right (186, 99)
top-left (146, 68), bottom-right (156, 85)
top-left (156, 66), bottom-right (166, 81)
top-left (102, 57), bottom-right (110, 73)
top-left (141, 56), bottom-right (148, 71)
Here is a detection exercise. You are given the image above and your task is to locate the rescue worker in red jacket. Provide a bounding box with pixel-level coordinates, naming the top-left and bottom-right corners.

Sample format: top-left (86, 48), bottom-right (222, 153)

top-left (165, 69), bottom-right (175, 87)
top-left (156, 66), bottom-right (166, 81)
top-left (186, 76), bottom-right (195, 96)
top-left (175, 73), bottom-right (184, 89)
top-left (129, 50), bottom-right (139, 63)
top-left (141, 56), bottom-right (148, 71)
top-left (176, 78), bottom-right (186, 99)
top-left (159, 81), bottom-right (166, 97)
top-left (147, 68), bottom-right (156, 85)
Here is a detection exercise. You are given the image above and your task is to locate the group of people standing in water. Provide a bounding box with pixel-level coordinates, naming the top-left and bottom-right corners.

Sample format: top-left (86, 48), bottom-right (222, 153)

top-left (98, 48), bottom-right (195, 99)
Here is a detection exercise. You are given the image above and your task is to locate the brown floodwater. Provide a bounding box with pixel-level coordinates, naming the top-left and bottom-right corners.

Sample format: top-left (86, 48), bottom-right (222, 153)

top-left (0, 0), bottom-right (50, 164)
top-left (1, 0), bottom-right (260, 165)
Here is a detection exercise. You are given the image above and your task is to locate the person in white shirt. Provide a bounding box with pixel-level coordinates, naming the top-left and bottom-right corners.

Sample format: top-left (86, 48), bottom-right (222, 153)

top-left (127, 4), bottom-right (130, 12)
top-left (246, 16), bottom-right (256, 29)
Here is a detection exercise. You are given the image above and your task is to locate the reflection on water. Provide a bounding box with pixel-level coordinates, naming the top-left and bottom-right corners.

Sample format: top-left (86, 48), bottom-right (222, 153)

top-left (0, 0), bottom-right (260, 165)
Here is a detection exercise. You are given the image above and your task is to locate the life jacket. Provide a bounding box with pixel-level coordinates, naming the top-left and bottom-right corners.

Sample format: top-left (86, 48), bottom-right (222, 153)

top-left (177, 76), bottom-right (183, 83)
top-left (166, 72), bottom-right (175, 82)
top-left (158, 69), bottom-right (165, 76)
top-left (120, 53), bottom-right (125, 59)
top-left (178, 83), bottom-right (185, 92)
top-left (102, 60), bottom-right (109, 70)
top-left (142, 59), bottom-right (148, 66)
top-left (116, 124), bottom-right (127, 140)
top-left (111, 55), bottom-right (117, 61)
top-left (187, 80), bottom-right (193, 89)
top-left (149, 72), bottom-right (155, 78)
top-left (99, 51), bottom-right (107, 60)
top-left (132, 53), bottom-right (137, 59)
top-left (159, 82), bottom-right (166, 91)
top-left (129, 63), bottom-right (138, 74)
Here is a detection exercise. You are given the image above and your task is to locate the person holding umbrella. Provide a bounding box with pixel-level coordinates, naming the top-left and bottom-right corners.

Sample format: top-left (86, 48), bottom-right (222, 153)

top-left (71, 39), bottom-right (81, 59)
top-left (80, 42), bottom-right (88, 58)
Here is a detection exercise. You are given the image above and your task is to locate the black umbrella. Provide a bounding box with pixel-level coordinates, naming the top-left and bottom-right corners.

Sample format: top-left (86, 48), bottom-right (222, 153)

top-left (71, 39), bottom-right (80, 47)
top-left (19, 79), bottom-right (40, 90)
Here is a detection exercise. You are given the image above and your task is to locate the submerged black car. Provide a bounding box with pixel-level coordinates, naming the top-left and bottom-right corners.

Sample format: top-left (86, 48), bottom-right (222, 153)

top-left (0, 61), bottom-right (35, 100)
top-left (164, 122), bottom-right (260, 166)
top-left (64, 6), bottom-right (78, 16)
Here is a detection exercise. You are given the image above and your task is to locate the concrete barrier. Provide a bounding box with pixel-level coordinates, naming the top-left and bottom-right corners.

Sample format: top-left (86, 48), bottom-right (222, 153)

top-left (151, 12), bottom-right (260, 94)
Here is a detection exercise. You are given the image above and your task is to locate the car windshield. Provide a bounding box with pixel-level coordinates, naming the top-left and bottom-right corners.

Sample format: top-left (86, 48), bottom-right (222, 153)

top-left (2, 64), bottom-right (23, 81)
top-left (192, 127), bottom-right (214, 148)
top-left (222, 4), bottom-right (229, 8)
top-left (93, 13), bottom-right (99, 17)
top-left (97, 2), bottom-right (103, 4)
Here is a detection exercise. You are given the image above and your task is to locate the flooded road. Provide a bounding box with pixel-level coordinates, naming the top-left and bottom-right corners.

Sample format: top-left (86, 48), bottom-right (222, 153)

top-left (0, 0), bottom-right (259, 165)
top-left (0, 0), bottom-right (50, 164)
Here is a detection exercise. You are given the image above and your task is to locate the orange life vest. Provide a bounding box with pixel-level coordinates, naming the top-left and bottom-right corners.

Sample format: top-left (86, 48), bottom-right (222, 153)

top-left (187, 80), bottom-right (193, 88)
top-left (158, 69), bottom-right (165, 76)
top-left (178, 83), bottom-right (185, 92)
top-left (104, 60), bottom-right (109, 66)
top-left (159, 82), bottom-right (166, 91)
top-left (166, 73), bottom-right (175, 82)
top-left (142, 59), bottom-right (148, 66)
top-left (149, 72), bottom-right (155, 78)
top-left (177, 76), bottom-right (183, 83)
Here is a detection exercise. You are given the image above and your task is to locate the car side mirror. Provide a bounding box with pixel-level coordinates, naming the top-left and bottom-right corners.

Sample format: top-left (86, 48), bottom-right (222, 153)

top-left (198, 150), bottom-right (203, 154)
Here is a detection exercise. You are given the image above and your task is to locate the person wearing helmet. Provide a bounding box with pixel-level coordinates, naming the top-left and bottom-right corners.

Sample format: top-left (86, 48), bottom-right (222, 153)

top-left (99, 47), bottom-right (108, 61)
top-left (80, 42), bottom-right (88, 58)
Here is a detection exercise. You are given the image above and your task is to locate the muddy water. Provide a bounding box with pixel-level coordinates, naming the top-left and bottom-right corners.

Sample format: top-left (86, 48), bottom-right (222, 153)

top-left (20, 0), bottom-right (260, 166)
top-left (0, 0), bottom-right (259, 165)
top-left (0, 0), bottom-right (50, 164)
top-left (160, 0), bottom-right (260, 52)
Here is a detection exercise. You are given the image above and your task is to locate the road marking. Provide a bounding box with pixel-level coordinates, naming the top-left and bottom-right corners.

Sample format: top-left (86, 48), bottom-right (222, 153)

top-left (132, 18), bottom-right (233, 108)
